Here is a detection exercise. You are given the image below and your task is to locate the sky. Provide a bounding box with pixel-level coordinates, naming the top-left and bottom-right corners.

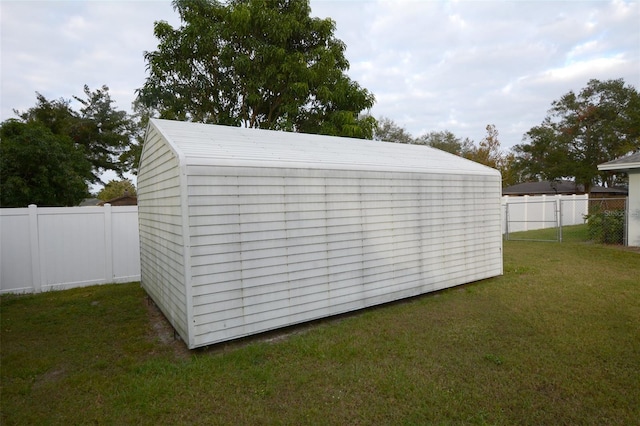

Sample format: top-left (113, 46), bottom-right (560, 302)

top-left (1, 0), bottom-right (639, 152)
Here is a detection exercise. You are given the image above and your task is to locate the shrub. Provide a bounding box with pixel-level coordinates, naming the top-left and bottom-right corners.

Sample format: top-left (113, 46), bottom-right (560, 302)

top-left (584, 207), bottom-right (625, 244)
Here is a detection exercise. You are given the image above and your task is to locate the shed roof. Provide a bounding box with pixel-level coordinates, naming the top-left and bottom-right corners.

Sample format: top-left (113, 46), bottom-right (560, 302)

top-left (598, 151), bottom-right (640, 172)
top-left (149, 118), bottom-right (499, 176)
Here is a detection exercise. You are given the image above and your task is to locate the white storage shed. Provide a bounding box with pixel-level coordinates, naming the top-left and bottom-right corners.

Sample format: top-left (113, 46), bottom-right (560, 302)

top-left (138, 118), bottom-right (503, 349)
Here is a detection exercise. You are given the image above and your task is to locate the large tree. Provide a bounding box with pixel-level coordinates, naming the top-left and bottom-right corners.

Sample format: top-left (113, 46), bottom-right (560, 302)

top-left (371, 117), bottom-right (519, 186)
top-left (137, 0), bottom-right (376, 138)
top-left (416, 130), bottom-right (474, 157)
top-left (513, 78), bottom-right (640, 191)
top-left (17, 86), bottom-right (139, 184)
top-left (373, 116), bottom-right (414, 144)
top-left (0, 120), bottom-right (91, 207)
top-left (97, 178), bottom-right (137, 202)
top-left (463, 124), bottom-right (519, 187)
top-left (15, 85), bottom-right (140, 183)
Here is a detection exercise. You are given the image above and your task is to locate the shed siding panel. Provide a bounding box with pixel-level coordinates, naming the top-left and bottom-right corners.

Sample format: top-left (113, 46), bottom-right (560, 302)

top-left (186, 165), bottom-right (501, 347)
top-left (137, 129), bottom-right (188, 338)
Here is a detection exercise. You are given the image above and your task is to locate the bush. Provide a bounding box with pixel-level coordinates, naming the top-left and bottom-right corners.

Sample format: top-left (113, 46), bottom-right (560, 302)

top-left (585, 208), bottom-right (625, 244)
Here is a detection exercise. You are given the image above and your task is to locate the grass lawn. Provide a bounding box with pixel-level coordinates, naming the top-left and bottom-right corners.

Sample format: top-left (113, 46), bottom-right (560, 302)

top-left (2, 238), bottom-right (639, 425)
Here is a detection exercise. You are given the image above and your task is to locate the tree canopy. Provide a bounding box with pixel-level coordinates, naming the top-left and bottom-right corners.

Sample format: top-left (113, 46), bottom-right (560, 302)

top-left (415, 130), bottom-right (475, 157)
top-left (0, 120), bottom-right (91, 207)
top-left (97, 179), bottom-right (137, 202)
top-left (371, 117), bottom-right (516, 186)
top-left (513, 78), bottom-right (640, 191)
top-left (1, 86), bottom-right (140, 206)
top-left (373, 116), bottom-right (415, 144)
top-left (16, 86), bottom-right (139, 184)
top-left (137, 0), bottom-right (376, 138)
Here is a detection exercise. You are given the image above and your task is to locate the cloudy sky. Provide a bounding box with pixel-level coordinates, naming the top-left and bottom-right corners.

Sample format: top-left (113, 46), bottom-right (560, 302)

top-left (1, 0), bottom-right (638, 151)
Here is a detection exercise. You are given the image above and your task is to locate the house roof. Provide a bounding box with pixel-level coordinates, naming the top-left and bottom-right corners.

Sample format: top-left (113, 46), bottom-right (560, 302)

top-left (97, 191), bottom-right (137, 206)
top-left (148, 118), bottom-right (500, 176)
top-left (503, 180), bottom-right (582, 195)
top-left (503, 180), bottom-right (627, 196)
top-left (78, 197), bottom-right (100, 207)
top-left (598, 151), bottom-right (640, 172)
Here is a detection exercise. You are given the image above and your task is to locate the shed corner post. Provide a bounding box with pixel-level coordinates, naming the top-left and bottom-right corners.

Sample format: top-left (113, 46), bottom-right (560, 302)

top-left (28, 204), bottom-right (42, 293)
top-left (179, 162), bottom-right (195, 348)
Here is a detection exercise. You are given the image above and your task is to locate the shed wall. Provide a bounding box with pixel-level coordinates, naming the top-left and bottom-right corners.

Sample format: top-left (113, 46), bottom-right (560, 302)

top-left (186, 165), bottom-right (502, 347)
top-left (138, 127), bottom-right (189, 339)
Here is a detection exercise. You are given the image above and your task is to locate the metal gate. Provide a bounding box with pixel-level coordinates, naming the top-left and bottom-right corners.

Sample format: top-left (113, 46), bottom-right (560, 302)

top-left (504, 199), bottom-right (560, 242)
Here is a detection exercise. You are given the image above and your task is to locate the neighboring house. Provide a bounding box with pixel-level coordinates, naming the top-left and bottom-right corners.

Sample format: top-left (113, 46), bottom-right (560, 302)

top-left (97, 190), bottom-right (138, 206)
top-left (598, 152), bottom-right (640, 247)
top-left (502, 180), bottom-right (627, 197)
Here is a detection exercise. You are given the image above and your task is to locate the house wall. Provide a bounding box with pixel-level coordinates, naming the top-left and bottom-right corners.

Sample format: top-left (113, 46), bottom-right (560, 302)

top-left (628, 172), bottom-right (640, 247)
top-left (185, 164), bottom-right (502, 348)
top-left (137, 127), bottom-right (189, 340)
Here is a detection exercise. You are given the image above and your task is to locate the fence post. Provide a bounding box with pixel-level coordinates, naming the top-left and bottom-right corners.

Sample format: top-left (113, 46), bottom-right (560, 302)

top-left (28, 204), bottom-right (42, 293)
top-left (502, 196), bottom-right (507, 236)
top-left (523, 195), bottom-right (529, 231)
top-left (505, 201), bottom-right (510, 240)
top-left (104, 203), bottom-right (114, 282)
top-left (557, 195), bottom-right (563, 242)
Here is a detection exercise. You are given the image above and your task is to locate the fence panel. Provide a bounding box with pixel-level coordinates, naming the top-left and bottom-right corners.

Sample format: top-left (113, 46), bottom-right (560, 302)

top-left (0, 208), bottom-right (34, 293)
top-left (0, 205), bottom-right (140, 294)
top-left (502, 195), bottom-right (589, 235)
top-left (503, 195), bottom-right (629, 245)
top-left (112, 208), bottom-right (142, 282)
top-left (505, 199), bottom-right (559, 241)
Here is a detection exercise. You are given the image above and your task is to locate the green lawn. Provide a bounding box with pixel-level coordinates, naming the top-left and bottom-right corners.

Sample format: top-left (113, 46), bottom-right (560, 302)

top-left (505, 223), bottom-right (590, 242)
top-left (2, 239), bottom-right (639, 425)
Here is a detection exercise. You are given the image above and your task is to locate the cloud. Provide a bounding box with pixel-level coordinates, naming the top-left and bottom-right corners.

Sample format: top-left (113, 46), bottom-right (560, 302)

top-left (1, 0), bottom-right (638, 152)
top-left (311, 0), bottom-right (639, 148)
top-left (0, 1), bottom-right (179, 116)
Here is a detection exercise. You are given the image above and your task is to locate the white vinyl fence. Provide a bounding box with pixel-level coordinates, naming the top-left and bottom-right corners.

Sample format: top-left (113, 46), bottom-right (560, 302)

top-left (0, 194), bottom-right (604, 295)
top-left (0, 205), bottom-right (140, 294)
top-left (501, 194), bottom-right (589, 234)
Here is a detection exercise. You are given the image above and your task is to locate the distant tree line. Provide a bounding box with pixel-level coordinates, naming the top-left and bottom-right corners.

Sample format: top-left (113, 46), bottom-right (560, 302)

top-left (373, 78), bottom-right (639, 190)
top-left (514, 78), bottom-right (639, 192)
top-left (1, 0), bottom-right (638, 207)
top-left (373, 119), bottom-right (518, 187)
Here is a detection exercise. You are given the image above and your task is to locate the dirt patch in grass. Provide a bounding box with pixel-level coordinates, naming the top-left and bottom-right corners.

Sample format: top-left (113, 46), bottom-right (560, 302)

top-left (32, 367), bottom-right (67, 390)
top-left (143, 296), bottom-right (191, 360)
